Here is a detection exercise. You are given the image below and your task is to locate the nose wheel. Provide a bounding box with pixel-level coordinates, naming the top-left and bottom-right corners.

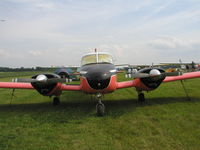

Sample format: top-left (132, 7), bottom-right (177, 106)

top-left (95, 93), bottom-right (105, 116)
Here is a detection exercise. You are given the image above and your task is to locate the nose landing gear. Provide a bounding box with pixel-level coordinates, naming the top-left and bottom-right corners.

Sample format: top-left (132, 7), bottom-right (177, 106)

top-left (95, 93), bottom-right (105, 116)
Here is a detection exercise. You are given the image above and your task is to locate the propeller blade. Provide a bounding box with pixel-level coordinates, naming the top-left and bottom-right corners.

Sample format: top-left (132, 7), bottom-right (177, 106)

top-left (12, 78), bottom-right (36, 83)
top-left (12, 78), bottom-right (67, 83)
top-left (47, 78), bottom-right (67, 84)
top-left (131, 73), bottom-right (150, 78)
top-left (161, 71), bottom-right (182, 77)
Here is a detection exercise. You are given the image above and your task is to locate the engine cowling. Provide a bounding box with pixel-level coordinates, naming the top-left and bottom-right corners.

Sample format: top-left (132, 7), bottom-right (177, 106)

top-left (138, 68), bottom-right (166, 89)
top-left (31, 73), bottom-right (62, 96)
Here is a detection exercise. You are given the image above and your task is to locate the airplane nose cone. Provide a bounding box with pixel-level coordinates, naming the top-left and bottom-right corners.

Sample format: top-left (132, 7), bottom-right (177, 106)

top-left (81, 64), bottom-right (115, 90)
top-left (86, 70), bottom-right (112, 90)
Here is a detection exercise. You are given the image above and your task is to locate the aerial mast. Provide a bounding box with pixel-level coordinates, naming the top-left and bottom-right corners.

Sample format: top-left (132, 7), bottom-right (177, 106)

top-left (95, 48), bottom-right (98, 63)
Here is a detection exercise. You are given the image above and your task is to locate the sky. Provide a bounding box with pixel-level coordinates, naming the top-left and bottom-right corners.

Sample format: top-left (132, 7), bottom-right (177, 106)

top-left (0, 0), bottom-right (200, 67)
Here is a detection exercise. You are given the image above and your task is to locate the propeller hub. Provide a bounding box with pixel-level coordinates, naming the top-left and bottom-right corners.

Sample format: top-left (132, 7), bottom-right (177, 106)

top-left (36, 74), bottom-right (48, 82)
top-left (150, 69), bottom-right (161, 76)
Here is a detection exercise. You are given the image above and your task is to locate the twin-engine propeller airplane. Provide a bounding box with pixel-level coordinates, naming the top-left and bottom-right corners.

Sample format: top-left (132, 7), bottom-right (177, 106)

top-left (0, 51), bottom-right (200, 116)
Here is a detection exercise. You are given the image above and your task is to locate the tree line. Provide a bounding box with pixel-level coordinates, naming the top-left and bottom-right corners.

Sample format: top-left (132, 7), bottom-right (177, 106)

top-left (0, 67), bottom-right (58, 72)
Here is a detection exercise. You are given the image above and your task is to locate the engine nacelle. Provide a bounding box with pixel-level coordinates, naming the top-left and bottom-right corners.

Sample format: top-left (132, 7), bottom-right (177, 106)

top-left (31, 73), bottom-right (62, 96)
top-left (138, 68), bottom-right (165, 90)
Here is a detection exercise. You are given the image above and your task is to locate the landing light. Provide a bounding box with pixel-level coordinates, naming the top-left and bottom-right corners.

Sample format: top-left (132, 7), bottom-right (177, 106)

top-left (110, 69), bottom-right (116, 73)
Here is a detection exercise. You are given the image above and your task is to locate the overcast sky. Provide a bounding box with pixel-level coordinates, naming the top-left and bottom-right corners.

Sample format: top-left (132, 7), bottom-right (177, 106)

top-left (0, 0), bottom-right (200, 67)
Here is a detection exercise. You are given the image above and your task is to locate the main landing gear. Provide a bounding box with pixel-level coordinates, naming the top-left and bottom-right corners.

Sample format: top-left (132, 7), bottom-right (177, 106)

top-left (138, 92), bottom-right (145, 102)
top-left (95, 93), bottom-right (105, 117)
top-left (53, 96), bottom-right (60, 105)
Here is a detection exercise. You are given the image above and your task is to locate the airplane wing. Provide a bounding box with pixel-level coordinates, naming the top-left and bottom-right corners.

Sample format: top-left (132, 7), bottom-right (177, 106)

top-left (0, 82), bottom-right (34, 89)
top-left (117, 80), bottom-right (136, 89)
top-left (116, 71), bottom-right (200, 90)
top-left (0, 82), bottom-right (82, 91)
top-left (163, 71), bottom-right (200, 82)
top-left (61, 84), bottom-right (81, 91)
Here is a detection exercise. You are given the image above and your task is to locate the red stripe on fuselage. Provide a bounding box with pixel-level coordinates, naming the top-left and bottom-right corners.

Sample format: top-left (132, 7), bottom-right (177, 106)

top-left (80, 75), bottom-right (117, 94)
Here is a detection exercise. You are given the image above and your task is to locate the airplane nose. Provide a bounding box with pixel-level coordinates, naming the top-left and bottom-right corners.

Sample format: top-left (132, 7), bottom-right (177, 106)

top-left (85, 67), bottom-right (113, 90)
top-left (80, 63), bottom-right (116, 90)
top-left (86, 73), bottom-right (111, 90)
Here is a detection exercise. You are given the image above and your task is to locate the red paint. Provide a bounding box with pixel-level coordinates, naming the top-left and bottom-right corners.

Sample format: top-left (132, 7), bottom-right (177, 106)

top-left (61, 84), bottom-right (81, 91)
top-left (117, 79), bottom-right (151, 91)
top-left (117, 80), bottom-right (135, 89)
top-left (164, 71), bottom-right (200, 82)
top-left (0, 82), bottom-right (33, 89)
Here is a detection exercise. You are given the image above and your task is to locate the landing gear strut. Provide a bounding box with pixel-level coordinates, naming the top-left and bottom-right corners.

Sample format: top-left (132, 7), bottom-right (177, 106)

top-left (138, 92), bottom-right (145, 102)
top-left (95, 93), bottom-right (105, 116)
top-left (53, 96), bottom-right (60, 105)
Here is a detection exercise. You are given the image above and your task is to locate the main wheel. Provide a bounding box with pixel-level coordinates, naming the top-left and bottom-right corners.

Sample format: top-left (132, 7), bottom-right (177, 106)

top-left (138, 93), bottom-right (145, 102)
top-left (96, 103), bottom-right (105, 117)
top-left (53, 97), bottom-right (60, 105)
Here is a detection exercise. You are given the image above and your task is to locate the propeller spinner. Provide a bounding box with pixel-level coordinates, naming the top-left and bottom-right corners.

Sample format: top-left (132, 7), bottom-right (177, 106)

top-left (36, 74), bottom-right (48, 82)
top-left (149, 69), bottom-right (161, 76)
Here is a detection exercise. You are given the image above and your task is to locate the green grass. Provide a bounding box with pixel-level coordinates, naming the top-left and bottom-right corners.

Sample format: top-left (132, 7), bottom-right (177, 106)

top-left (0, 72), bottom-right (200, 150)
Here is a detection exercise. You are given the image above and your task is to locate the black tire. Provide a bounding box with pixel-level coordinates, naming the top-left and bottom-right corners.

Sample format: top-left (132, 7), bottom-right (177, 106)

top-left (96, 103), bottom-right (105, 117)
top-left (53, 97), bottom-right (60, 105)
top-left (138, 93), bottom-right (145, 102)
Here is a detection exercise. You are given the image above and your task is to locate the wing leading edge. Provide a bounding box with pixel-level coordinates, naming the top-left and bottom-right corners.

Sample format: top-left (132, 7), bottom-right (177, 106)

top-left (0, 82), bottom-right (82, 91)
top-left (61, 84), bottom-right (81, 91)
top-left (116, 80), bottom-right (137, 89)
top-left (0, 82), bottom-right (33, 89)
top-left (164, 71), bottom-right (200, 82)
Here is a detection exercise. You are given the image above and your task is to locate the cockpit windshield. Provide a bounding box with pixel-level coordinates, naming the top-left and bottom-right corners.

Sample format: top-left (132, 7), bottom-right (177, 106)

top-left (81, 53), bottom-right (113, 66)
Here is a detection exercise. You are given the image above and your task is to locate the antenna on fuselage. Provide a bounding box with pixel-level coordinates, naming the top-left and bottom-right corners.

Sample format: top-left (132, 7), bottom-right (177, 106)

top-left (95, 48), bottom-right (98, 62)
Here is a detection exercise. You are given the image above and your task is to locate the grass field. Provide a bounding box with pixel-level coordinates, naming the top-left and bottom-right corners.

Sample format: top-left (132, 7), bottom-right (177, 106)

top-left (0, 72), bottom-right (200, 150)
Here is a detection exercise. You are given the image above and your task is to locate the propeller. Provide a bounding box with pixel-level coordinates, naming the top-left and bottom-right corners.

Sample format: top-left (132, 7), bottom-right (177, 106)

top-left (132, 69), bottom-right (181, 79)
top-left (12, 74), bottom-right (67, 84)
